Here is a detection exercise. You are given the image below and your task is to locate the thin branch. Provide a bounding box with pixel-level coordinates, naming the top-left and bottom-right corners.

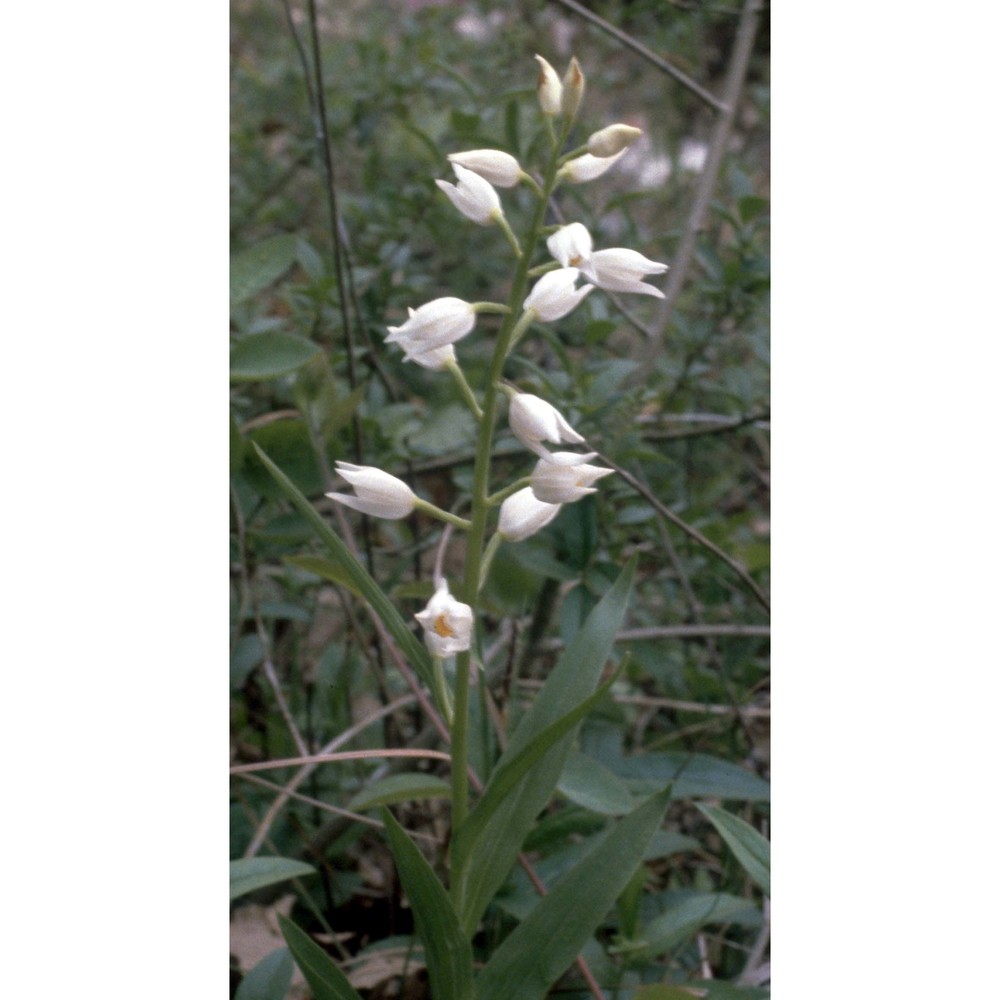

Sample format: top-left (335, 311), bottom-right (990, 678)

top-left (634, 0), bottom-right (764, 377)
top-left (547, 0), bottom-right (729, 114)
top-left (597, 450), bottom-right (770, 613)
top-left (243, 693), bottom-right (418, 858)
top-left (230, 748), bottom-right (451, 776)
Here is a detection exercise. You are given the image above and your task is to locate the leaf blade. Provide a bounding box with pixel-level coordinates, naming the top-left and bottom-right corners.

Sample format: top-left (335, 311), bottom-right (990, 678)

top-left (230, 857), bottom-right (316, 902)
top-left (696, 803), bottom-right (770, 895)
top-left (278, 915), bottom-right (364, 1000)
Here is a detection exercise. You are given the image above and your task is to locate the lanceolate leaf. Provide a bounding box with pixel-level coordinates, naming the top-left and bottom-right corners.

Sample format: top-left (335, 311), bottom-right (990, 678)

top-left (252, 443), bottom-right (435, 688)
top-left (381, 809), bottom-right (476, 1000)
top-left (278, 915), bottom-right (364, 1000)
top-left (230, 331), bottom-right (321, 381)
top-left (475, 787), bottom-right (671, 1000)
top-left (696, 803), bottom-right (770, 896)
top-left (230, 857), bottom-right (316, 902)
top-left (231, 234), bottom-right (299, 305)
top-left (347, 773), bottom-right (451, 812)
top-left (454, 559), bottom-right (636, 937)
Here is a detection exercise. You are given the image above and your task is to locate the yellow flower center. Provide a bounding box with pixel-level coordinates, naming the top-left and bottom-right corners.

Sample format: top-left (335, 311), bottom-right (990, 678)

top-left (433, 614), bottom-right (456, 638)
top-left (569, 254), bottom-right (583, 266)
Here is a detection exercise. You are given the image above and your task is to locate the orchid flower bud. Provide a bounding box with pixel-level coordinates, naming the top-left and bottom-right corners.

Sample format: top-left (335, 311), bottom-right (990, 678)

top-left (530, 451), bottom-right (614, 504)
top-left (534, 54), bottom-right (562, 115)
top-left (558, 149), bottom-right (627, 184)
top-left (414, 580), bottom-right (474, 657)
top-left (587, 123), bottom-right (643, 158)
top-left (385, 297), bottom-right (476, 352)
top-left (546, 222), bottom-right (593, 269)
top-left (522, 267), bottom-right (593, 322)
top-left (561, 56), bottom-right (585, 119)
top-left (498, 487), bottom-right (561, 542)
top-left (447, 149), bottom-right (522, 188)
top-left (508, 391), bottom-right (586, 459)
top-left (582, 249), bottom-right (669, 299)
top-left (435, 163), bottom-right (503, 225)
top-left (399, 341), bottom-right (456, 371)
top-left (326, 462), bottom-right (417, 519)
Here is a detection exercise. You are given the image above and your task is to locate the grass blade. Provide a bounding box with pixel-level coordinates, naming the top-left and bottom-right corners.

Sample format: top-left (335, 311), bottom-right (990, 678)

top-left (382, 809), bottom-right (476, 1000)
top-left (476, 787), bottom-right (672, 1000)
top-left (278, 915), bottom-right (364, 1000)
top-left (696, 803), bottom-right (770, 896)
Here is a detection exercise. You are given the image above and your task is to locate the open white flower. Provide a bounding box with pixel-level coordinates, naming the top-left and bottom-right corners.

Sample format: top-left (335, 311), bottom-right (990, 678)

top-left (447, 150), bottom-right (522, 188)
top-left (498, 488), bottom-right (561, 542)
top-left (435, 163), bottom-right (503, 225)
top-left (508, 392), bottom-right (586, 458)
top-left (530, 451), bottom-right (614, 504)
top-left (587, 124), bottom-right (643, 158)
top-left (523, 267), bottom-right (593, 322)
top-left (558, 149), bottom-right (627, 184)
top-left (534, 54), bottom-right (562, 115)
top-left (399, 341), bottom-right (456, 371)
top-left (547, 223), bottom-right (668, 298)
top-left (385, 297), bottom-right (476, 353)
top-left (414, 581), bottom-right (474, 657)
top-left (326, 462), bottom-right (417, 519)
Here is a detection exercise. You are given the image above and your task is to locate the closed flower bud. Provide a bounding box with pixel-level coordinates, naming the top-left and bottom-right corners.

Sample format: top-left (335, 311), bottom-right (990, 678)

top-left (558, 149), bottom-right (627, 184)
top-left (582, 248), bottom-right (669, 299)
top-left (498, 487), bottom-right (561, 542)
top-left (385, 297), bottom-right (476, 352)
top-left (523, 267), bottom-right (593, 322)
top-left (447, 149), bottom-right (522, 188)
top-left (561, 56), bottom-right (585, 119)
top-left (435, 163), bottom-right (503, 225)
top-left (530, 451), bottom-right (614, 504)
top-left (534, 54), bottom-right (562, 115)
top-left (326, 462), bottom-right (417, 520)
top-left (414, 581), bottom-right (474, 657)
top-left (587, 123), bottom-right (643, 158)
top-left (508, 392), bottom-right (586, 459)
top-left (400, 341), bottom-right (456, 371)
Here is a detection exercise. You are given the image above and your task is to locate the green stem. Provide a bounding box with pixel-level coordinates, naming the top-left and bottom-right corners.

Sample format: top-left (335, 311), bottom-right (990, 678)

top-left (445, 358), bottom-right (483, 420)
top-left (449, 119), bottom-right (571, 917)
top-left (493, 212), bottom-right (523, 258)
top-left (413, 499), bottom-right (472, 530)
top-left (486, 477), bottom-right (532, 507)
top-left (478, 531), bottom-right (502, 592)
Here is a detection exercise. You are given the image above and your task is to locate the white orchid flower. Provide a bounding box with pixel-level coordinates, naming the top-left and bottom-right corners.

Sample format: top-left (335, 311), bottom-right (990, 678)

top-left (530, 451), bottom-right (614, 504)
top-left (587, 124), bottom-right (643, 158)
top-left (522, 267), bottom-right (593, 322)
top-left (547, 223), bottom-right (668, 298)
top-left (561, 56), bottom-right (585, 118)
top-left (558, 149), bottom-right (628, 184)
top-left (399, 341), bottom-right (456, 371)
top-left (385, 297), bottom-right (476, 353)
top-left (414, 580), bottom-right (474, 657)
top-left (508, 391), bottom-right (586, 459)
top-left (435, 163), bottom-right (503, 225)
top-left (498, 487), bottom-right (561, 542)
top-left (326, 462), bottom-right (417, 519)
top-left (447, 150), bottom-right (522, 188)
top-left (534, 54), bottom-right (562, 115)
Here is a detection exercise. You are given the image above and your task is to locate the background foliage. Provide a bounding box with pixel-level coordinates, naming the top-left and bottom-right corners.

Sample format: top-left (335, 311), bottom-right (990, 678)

top-left (231, 0), bottom-right (769, 996)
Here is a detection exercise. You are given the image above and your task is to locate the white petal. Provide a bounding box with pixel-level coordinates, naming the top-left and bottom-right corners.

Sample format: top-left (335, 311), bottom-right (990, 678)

top-left (560, 149), bottom-right (628, 184)
top-left (447, 149), bottom-right (522, 188)
top-left (498, 488), bottom-right (561, 542)
top-left (546, 223), bottom-right (593, 268)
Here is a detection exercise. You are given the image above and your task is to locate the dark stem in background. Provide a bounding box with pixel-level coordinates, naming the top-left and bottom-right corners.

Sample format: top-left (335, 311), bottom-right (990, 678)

top-left (633, 0), bottom-right (764, 379)
top-left (548, 0), bottom-right (730, 114)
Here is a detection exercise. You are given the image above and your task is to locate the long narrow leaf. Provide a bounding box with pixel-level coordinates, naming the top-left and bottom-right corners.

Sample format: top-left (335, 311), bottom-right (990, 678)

top-left (252, 443), bottom-right (434, 687)
top-left (230, 857), bottom-right (316, 902)
top-left (455, 558), bottom-right (636, 935)
top-left (476, 787), bottom-right (672, 1000)
top-left (696, 803), bottom-right (770, 896)
top-left (382, 809), bottom-right (476, 1000)
top-left (278, 915), bottom-right (364, 1000)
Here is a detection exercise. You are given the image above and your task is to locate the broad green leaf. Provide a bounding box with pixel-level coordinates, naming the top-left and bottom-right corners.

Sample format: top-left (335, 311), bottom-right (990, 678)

top-left (696, 803), bottom-right (770, 896)
top-left (231, 234), bottom-right (299, 305)
top-left (278, 915), bottom-right (363, 1000)
top-left (231, 633), bottom-right (264, 691)
top-left (454, 559), bottom-right (636, 936)
top-left (230, 332), bottom-right (321, 382)
top-left (252, 444), bottom-right (435, 689)
top-left (633, 892), bottom-right (761, 962)
top-left (234, 947), bottom-right (293, 1000)
top-left (382, 810), bottom-right (475, 1000)
top-left (556, 750), bottom-right (635, 815)
top-left (230, 857), bottom-right (316, 902)
top-left (611, 752), bottom-right (770, 802)
top-left (347, 773), bottom-right (450, 812)
top-left (475, 788), bottom-right (671, 1000)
